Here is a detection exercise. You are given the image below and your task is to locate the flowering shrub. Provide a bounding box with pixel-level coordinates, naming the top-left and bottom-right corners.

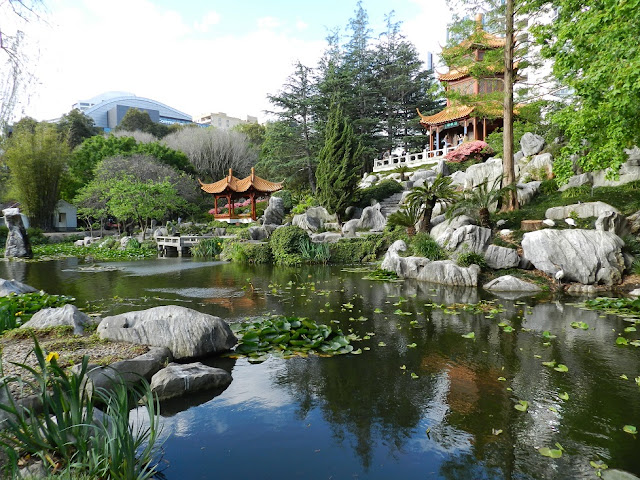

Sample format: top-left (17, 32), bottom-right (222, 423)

top-left (445, 140), bottom-right (492, 163)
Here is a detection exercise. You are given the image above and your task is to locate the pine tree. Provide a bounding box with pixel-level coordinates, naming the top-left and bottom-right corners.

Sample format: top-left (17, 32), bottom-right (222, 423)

top-left (315, 103), bottom-right (363, 223)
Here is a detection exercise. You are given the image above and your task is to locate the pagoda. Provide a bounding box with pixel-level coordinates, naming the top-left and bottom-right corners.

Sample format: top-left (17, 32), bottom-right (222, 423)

top-left (418, 13), bottom-right (507, 152)
top-left (198, 167), bottom-right (283, 222)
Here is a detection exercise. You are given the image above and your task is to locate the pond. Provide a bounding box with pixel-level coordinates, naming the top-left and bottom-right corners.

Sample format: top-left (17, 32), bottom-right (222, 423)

top-left (2, 257), bottom-right (640, 479)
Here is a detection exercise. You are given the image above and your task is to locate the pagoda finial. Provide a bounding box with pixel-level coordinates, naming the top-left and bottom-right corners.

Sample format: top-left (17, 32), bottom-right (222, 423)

top-left (228, 168), bottom-right (232, 182)
top-left (475, 13), bottom-right (484, 30)
top-left (251, 167), bottom-right (255, 181)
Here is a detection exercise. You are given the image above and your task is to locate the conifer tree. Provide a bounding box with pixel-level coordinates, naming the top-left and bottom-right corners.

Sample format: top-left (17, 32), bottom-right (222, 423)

top-left (315, 103), bottom-right (363, 223)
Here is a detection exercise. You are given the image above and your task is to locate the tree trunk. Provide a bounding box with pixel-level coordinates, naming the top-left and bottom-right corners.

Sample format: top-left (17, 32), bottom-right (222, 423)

top-left (503, 0), bottom-right (519, 211)
top-left (478, 208), bottom-right (491, 229)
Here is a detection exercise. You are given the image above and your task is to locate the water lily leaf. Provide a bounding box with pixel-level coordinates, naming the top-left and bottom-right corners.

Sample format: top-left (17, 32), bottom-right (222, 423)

top-left (623, 425), bottom-right (637, 434)
top-left (373, 308), bottom-right (383, 314)
top-left (616, 337), bottom-right (629, 346)
top-left (400, 365), bottom-right (406, 370)
top-left (542, 361), bottom-right (556, 367)
top-left (492, 429), bottom-right (503, 436)
top-left (590, 460), bottom-right (608, 470)
top-left (378, 342), bottom-right (387, 347)
top-left (343, 302), bottom-right (354, 309)
top-left (554, 364), bottom-right (569, 373)
top-left (624, 326), bottom-right (637, 333)
top-left (620, 374), bottom-right (628, 380)
top-left (498, 322), bottom-right (508, 328)
top-left (636, 376), bottom-right (640, 386)
top-left (497, 377), bottom-right (506, 382)
top-left (542, 331), bottom-right (556, 339)
top-left (411, 373), bottom-right (419, 379)
top-left (502, 326), bottom-right (514, 333)
top-left (559, 392), bottom-right (569, 400)
top-left (549, 407), bottom-right (558, 413)
top-left (630, 340), bottom-right (640, 347)
top-left (538, 447), bottom-right (562, 458)
top-left (462, 332), bottom-right (475, 339)
top-left (351, 348), bottom-right (362, 355)
top-left (407, 343), bottom-right (417, 348)
top-left (514, 400), bottom-right (529, 412)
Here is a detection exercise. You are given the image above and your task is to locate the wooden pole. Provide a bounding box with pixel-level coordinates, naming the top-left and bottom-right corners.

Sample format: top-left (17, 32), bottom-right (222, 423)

top-left (251, 192), bottom-right (256, 220)
top-left (503, 0), bottom-right (518, 210)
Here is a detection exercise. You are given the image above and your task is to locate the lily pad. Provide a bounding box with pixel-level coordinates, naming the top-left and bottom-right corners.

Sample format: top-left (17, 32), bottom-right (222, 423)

top-left (554, 364), bottom-right (569, 373)
top-left (514, 400), bottom-right (529, 412)
top-left (559, 392), bottom-right (569, 400)
top-left (462, 332), bottom-right (475, 339)
top-left (538, 447), bottom-right (562, 458)
top-left (623, 425), bottom-right (637, 434)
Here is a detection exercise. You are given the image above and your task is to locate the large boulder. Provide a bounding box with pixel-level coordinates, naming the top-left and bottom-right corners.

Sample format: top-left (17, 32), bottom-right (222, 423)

top-left (3, 208), bottom-right (32, 259)
top-left (462, 158), bottom-right (503, 190)
top-left (292, 206), bottom-right (337, 233)
top-left (417, 261), bottom-right (480, 287)
top-left (521, 229), bottom-right (626, 285)
top-left (97, 305), bottom-right (237, 359)
top-left (545, 201), bottom-right (619, 220)
top-left (484, 245), bottom-right (521, 270)
top-left (311, 232), bottom-right (342, 243)
top-left (430, 215), bottom-right (476, 240)
top-left (517, 181), bottom-right (542, 207)
top-left (409, 169), bottom-right (435, 182)
top-left (0, 278), bottom-right (37, 297)
top-left (248, 226), bottom-right (270, 241)
top-left (520, 132), bottom-right (545, 157)
top-left (483, 275), bottom-right (542, 292)
top-left (626, 146), bottom-right (640, 166)
top-left (437, 225), bottom-right (492, 255)
top-left (380, 240), bottom-right (429, 279)
top-left (519, 153), bottom-right (553, 181)
top-left (150, 362), bottom-right (232, 401)
top-left (20, 304), bottom-right (96, 335)
top-left (558, 173), bottom-right (593, 192)
top-left (342, 219), bottom-right (359, 238)
top-left (262, 196), bottom-right (285, 226)
top-left (628, 210), bottom-right (640, 235)
top-left (434, 159), bottom-right (449, 177)
top-left (357, 203), bottom-right (386, 231)
top-left (595, 211), bottom-right (630, 237)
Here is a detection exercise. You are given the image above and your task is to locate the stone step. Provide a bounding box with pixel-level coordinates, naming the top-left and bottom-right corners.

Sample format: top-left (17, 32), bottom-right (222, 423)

top-left (379, 192), bottom-right (406, 218)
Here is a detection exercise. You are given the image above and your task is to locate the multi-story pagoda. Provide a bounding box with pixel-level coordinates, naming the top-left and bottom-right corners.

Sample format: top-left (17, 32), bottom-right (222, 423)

top-left (418, 14), bottom-right (507, 152)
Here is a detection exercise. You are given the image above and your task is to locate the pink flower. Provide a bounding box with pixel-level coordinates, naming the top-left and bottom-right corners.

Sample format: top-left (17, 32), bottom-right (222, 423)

top-left (445, 140), bottom-right (491, 163)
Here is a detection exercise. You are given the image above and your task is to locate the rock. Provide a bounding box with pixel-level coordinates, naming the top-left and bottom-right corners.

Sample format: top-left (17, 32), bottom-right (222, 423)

top-left (519, 153), bottom-right (553, 181)
top-left (363, 174), bottom-right (378, 184)
top-left (483, 275), bottom-right (542, 292)
top-left (120, 237), bottom-right (133, 249)
top-left (74, 239), bottom-right (85, 247)
top-left (150, 362), bottom-right (232, 401)
top-left (248, 226), bottom-right (270, 241)
top-left (17, 460), bottom-right (47, 479)
top-left (595, 211), bottom-right (630, 237)
top-left (357, 203), bottom-right (386, 231)
top-left (434, 159), bottom-right (449, 176)
top-left (520, 132), bottom-right (545, 156)
top-left (628, 210), bottom-right (640, 234)
top-left (263, 196), bottom-right (285, 226)
top-left (380, 240), bottom-right (429, 279)
top-left (0, 278), bottom-right (37, 297)
top-left (323, 222), bottom-right (341, 232)
top-left (517, 181), bottom-right (542, 206)
top-left (430, 215), bottom-right (476, 240)
top-left (430, 214), bottom-right (446, 229)
top-left (542, 219), bottom-right (555, 227)
top-left (344, 206), bottom-right (361, 220)
top-left (437, 225), bottom-right (492, 255)
top-left (311, 232), bottom-right (342, 243)
top-left (3, 208), bottom-right (32, 258)
top-left (626, 146), bottom-right (640, 166)
top-left (545, 201), bottom-right (619, 220)
top-left (629, 289), bottom-right (640, 297)
top-left (213, 227), bottom-right (227, 236)
top-left (449, 170), bottom-right (467, 187)
top-left (417, 261), bottom-right (480, 287)
top-left (484, 245), bottom-right (521, 270)
top-left (499, 229), bottom-right (512, 237)
top-left (409, 169), bottom-right (435, 182)
top-left (342, 219), bottom-right (359, 238)
top-left (496, 219), bottom-right (507, 228)
top-left (514, 151), bottom-right (524, 163)
top-left (292, 206), bottom-right (337, 233)
top-left (558, 173), bottom-right (593, 192)
top-left (97, 305), bottom-right (237, 359)
top-left (153, 227), bottom-right (168, 238)
top-left (566, 284), bottom-right (598, 295)
top-left (462, 157), bottom-right (503, 190)
top-left (521, 229), bottom-right (626, 285)
top-left (592, 164), bottom-right (640, 188)
top-left (602, 469), bottom-right (640, 480)
top-left (20, 304), bottom-right (96, 335)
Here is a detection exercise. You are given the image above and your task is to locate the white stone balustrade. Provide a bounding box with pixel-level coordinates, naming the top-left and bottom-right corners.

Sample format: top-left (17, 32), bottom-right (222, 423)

top-left (372, 146), bottom-right (457, 173)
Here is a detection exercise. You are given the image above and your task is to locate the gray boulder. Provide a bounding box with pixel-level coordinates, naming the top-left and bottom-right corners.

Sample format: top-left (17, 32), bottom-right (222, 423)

top-left (592, 163), bottom-right (640, 188)
top-left (545, 201), bottom-right (619, 220)
top-left (311, 232), bottom-right (342, 243)
top-left (20, 304), bottom-right (96, 335)
top-left (97, 305), bottom-right (237, 359)
top-left (380, 240), bottom-right (429, 279)
top-left (484, 245), bottom-right (521, 270)
top-left (342, 219), bottom-right (359, 238)
top-left (595, 211), bottom-right (630, 237)
top-left (434, 159), bottom-right (449, 176)
top-left (0, 278), bottom-right (37, 297)
top-left (462, 158), bottom-right (503, 190)
top-left (430, 215), bottom-right (476, 240)
top-left (626, 146), bottom-right (640, 166)
top-left (558, 173), bottom-right (593, 192)
top-left (357, 203), bottom-right (386, 231)
top-left (519, 153), bottom-right (553, 181)
top-left (150, 362), bottom-right (232, 401)
top-left (153, 227), bottom-right (169, 238)
top-left (120, 237), bottom-right (133, 249)
top-left (628, 210), bottom-right (640, 234)
top-left (248, 226), bottom-right (270, 241)
top-left (213, 227), bottom-right (227, 236)
top-left (514, 151), bottom-right (524, 163)
top-left (263, 196), bottom-right (285, 226)
top-left (517, 181), bottom-right (542, 206)
top-left (520, 132), bottom-right (545, 156)
top-left (629, 288), bottom-right (640, 297)
top-left (409, 169), bottom-right (435, 182)
top-left (566, 284), bottom-right (598, 295)
top-left (292, 206), bottom-right (337, 233)
top-left (437, 225), bottom-right (492, 255)
top-left (417, 261), bottom-right (480, 287)
top-left (483, 275), bottom-right (542, 292)
top-left (449, 170), bottom-right (467, 187)
top-left (521, 229), bottom-right (626, 285)
top-left (3, 208), bottom-right (32, 258)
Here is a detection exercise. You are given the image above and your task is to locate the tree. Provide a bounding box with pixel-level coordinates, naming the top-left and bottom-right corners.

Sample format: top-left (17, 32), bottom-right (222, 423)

top-left (315, 103), bottom-right (363, 222)
top-left (4, 123), bottom-right (69, 229)
top-left (405, 175), bottom-right (459, 233)
top-left (446, 176), bottom-right (512, 227)
top-left (57, 109), bottom-right (100, 149)
top-left (530, 0), bottom-right (640, 183)
top-left (116, 108), bottom-right (170, 138)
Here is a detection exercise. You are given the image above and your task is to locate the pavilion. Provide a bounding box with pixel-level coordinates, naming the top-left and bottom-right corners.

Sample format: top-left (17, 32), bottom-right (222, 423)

top-left (198, 168), bottom-right (283, 222)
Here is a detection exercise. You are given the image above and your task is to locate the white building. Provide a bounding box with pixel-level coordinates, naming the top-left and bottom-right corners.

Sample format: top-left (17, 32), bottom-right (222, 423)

top-left (195, 112), bottom-right (258, 130)
top-left (53, 200), bottom-right (77, 232)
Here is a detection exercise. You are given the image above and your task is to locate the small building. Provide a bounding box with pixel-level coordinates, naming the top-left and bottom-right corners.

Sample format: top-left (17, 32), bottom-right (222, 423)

top-left (53, 200), bottom-right (77, 232)
top-left (194, 112), bottom-right (258, 130)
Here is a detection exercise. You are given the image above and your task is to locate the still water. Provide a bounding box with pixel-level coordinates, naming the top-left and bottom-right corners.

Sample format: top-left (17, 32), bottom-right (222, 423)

top-left (2, 257), bottom-right (639, 479)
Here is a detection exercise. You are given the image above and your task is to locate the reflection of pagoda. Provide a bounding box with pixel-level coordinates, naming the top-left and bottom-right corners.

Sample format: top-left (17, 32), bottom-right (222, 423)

top-left (418, 14), bottom-right (506, 152)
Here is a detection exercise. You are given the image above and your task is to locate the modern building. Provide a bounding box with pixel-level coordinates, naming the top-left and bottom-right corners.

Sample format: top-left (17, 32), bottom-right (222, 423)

top-left (73, 92), bottom-right (192, 131)
top-left (195, 112), bottom-right (258, 130)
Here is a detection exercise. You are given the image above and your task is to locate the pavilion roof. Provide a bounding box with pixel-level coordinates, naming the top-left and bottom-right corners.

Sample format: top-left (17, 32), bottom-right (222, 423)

top-left (199, 168), bottom-right (283, 195)
top-left (417, 105), bottom-right (476, 126)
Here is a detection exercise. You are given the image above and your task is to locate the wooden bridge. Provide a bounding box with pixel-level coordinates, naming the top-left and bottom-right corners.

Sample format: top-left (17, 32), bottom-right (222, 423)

top-left (155, 235), bottom-right (215, 257)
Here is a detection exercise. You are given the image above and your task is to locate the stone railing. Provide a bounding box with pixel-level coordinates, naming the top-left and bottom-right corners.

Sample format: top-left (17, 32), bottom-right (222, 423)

top-left (372, 146), bottom-right (457, 173)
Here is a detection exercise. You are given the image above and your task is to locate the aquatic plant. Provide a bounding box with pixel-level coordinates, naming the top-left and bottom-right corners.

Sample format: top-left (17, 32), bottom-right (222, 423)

top-left (190, 238), bottom-right (223, 257)
top-left (362, 269), bottom-right (400, 281)
top-left (411, 233), bottom-right (448, 260)
top-left (0, 292), bottom-right (74, 334)
top-left (456, 251), bottom-right (487, 268)
top-left (299, 239), bottom-right (330, 264)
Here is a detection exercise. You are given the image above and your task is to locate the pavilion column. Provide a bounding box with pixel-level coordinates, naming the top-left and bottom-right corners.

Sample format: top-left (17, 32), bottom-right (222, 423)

top-left (436, 128), bottom-right (440, 152)
top-left (230, 196), bottom-right (235, 217)
top-left (214, 196), bottom-right (218, 215)
top-left (473, 118), bottom-right (478, 140)
top-left (250, 192), bottom-right (256, 220)
top-left (483, 117), bottom-right (487, 141)
top-left (463, 122), bottom-right (468, 139)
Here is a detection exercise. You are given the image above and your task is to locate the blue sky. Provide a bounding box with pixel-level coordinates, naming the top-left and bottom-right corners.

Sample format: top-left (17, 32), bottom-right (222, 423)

top-left (11, 0), bottom-right (451, 123)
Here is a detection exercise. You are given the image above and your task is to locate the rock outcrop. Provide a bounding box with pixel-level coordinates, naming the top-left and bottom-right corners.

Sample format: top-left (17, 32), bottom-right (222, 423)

top-left (430, 215), bottom-right (476, 240)
top-left (437, 225), bottom-right (492, 255)
top-left (3, 208), bottom-right (32, 258)
top-left (380, 240), bottom-right (429, 279)
top-left (98, 305), bottom-right (237, 359)
top-left (292, 207), bottom-right (338, 233)
top-left (484, 245), bottom-right (521, 270)
top-left (20, 304), bottom-right (96, 335)
top-left (545, 201), bottom-right (619, 220)
top-left (0, 278), bottom-right (37, 297)
top-left (520, 132), bottom-right (545, 157)
top-left (595, 211), bottom-right (630, 237)
top-left (417, 261), bottom-right (480, 287)
top-left (357, 203), bottom-right (386, 231)
top-left (262, 196), bottom-right (285, 226)
top-left (483, 275), bottom-right (542, 292)
top-left (150, 362), bottom-right (232, 401)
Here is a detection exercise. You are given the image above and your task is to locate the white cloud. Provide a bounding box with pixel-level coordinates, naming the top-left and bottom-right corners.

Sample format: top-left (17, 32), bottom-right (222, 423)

top-left (194, 11), bottom-right (221, 33)
top-left (256, 16), bottom-right (282, 30)
top-left (403, 0), bottom-right (451, 70)
top-left (295, 20), bottom-right (308, 31)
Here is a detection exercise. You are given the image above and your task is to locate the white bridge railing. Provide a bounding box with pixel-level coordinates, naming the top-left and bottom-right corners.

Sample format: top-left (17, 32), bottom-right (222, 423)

top-left (373, 146), bottom-right (457, 173)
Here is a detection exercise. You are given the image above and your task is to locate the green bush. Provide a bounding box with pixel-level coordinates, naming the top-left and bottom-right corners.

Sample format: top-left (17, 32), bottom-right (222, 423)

top-left (355, 180), bottom-right (403, 208)
top-left (222, 240), bottom-right (273, 264)
top-left (457, 251), bottom-right (487, 268)
top-left (540, 179), bottom-right (559, 195)
top-left (328, 230), bottom-right (406, 264)
top-left (125, 238), bottom-right (141, 250)
top-left (273, 190), bottom-right (294, 212)
top-left (561, 184), bottom-right (592, 199)
top-left (446, 159), bottom-right (477, 174)
top-left (623, 235), bottom-right (640, 257)
top-left (26, 227), bottom-right (49, 245)
top-left (270, 225), bottom-right (309, 265)
top-left (291, 195), bottom-right (318, 215)
top-left (411, 233), bottom-right (448, 260)
top-left (191, 238), bottom-right (223, 257)
top-left (299, 239), bottom-right (330, 264)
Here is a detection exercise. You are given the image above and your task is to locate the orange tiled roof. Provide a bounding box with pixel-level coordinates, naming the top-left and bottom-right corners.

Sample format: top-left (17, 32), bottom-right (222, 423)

top-left (199, 168), bottom-right (283, 194)
top-left (459, 29), bottom-right (505, 49)
top-left (417, 105), bottom-right (476, 126)
top-left (438, 68), bottom-right (471, 81)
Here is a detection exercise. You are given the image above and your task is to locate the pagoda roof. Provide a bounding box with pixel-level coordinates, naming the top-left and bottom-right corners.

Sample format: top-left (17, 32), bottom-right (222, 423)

top-left (199, 168), bottom-right (283, 195)
top-left (417, 105), bottom-right (476, 126)
top-left (457, 29), bottom-right (505, 50)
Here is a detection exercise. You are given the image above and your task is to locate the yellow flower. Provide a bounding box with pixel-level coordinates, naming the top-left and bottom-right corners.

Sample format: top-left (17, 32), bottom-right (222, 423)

top-left (45, 352), bottom-right (59, 363)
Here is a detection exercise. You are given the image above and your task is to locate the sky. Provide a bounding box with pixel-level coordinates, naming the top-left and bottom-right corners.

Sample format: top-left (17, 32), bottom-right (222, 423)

top-left (7, 0), bottom-right (452, 123)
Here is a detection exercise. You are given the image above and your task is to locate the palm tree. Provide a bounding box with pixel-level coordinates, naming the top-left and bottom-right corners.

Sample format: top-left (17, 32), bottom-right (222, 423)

top-left (406, 174), bottom-right (459, 233)
top-left (446, 176), bottom-right (515, 228)
top-left (387, 202), bottom-right (423, 236)
top-left (396, 165), bottom-right (411, 182)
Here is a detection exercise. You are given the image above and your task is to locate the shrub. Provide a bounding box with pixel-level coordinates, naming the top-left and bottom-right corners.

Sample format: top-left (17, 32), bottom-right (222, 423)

top-left (355, 180), bottom-right (403, 208)
top-left (125, 238), bottom-right (141, 250)
top-left (623, 235), bottom-right (640, 257)
top-left (328, 230), bottom-right (406, 264)
top-left (26, 227), bottom-right (49, 245)
top-left (299, 239), bottom-right (330, 264)
top-left (272, 190), bottom-right (294, 212)
top-left (222, 241), bottom-right (272, 264)
top-left (540, 179), bottom-right (559, 195)
top-left (445, 141), bottom-right (492, 163)
top-left (561, 184), bottom-right (592, 199)
top-left (446, 158), bottom-right (478, 174)
top-left (99, 237), bottom-right (117, 249)
top-left (291, 195), bottom-right (318, 215)
top-left (457, 251), bottom-right (487, 268)
top-left (191, 238), bottom-right (223, 257)
top-left (269, 225), bottom-right (309, 265)
top-left (411, 233), bottom-right (448, 260)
